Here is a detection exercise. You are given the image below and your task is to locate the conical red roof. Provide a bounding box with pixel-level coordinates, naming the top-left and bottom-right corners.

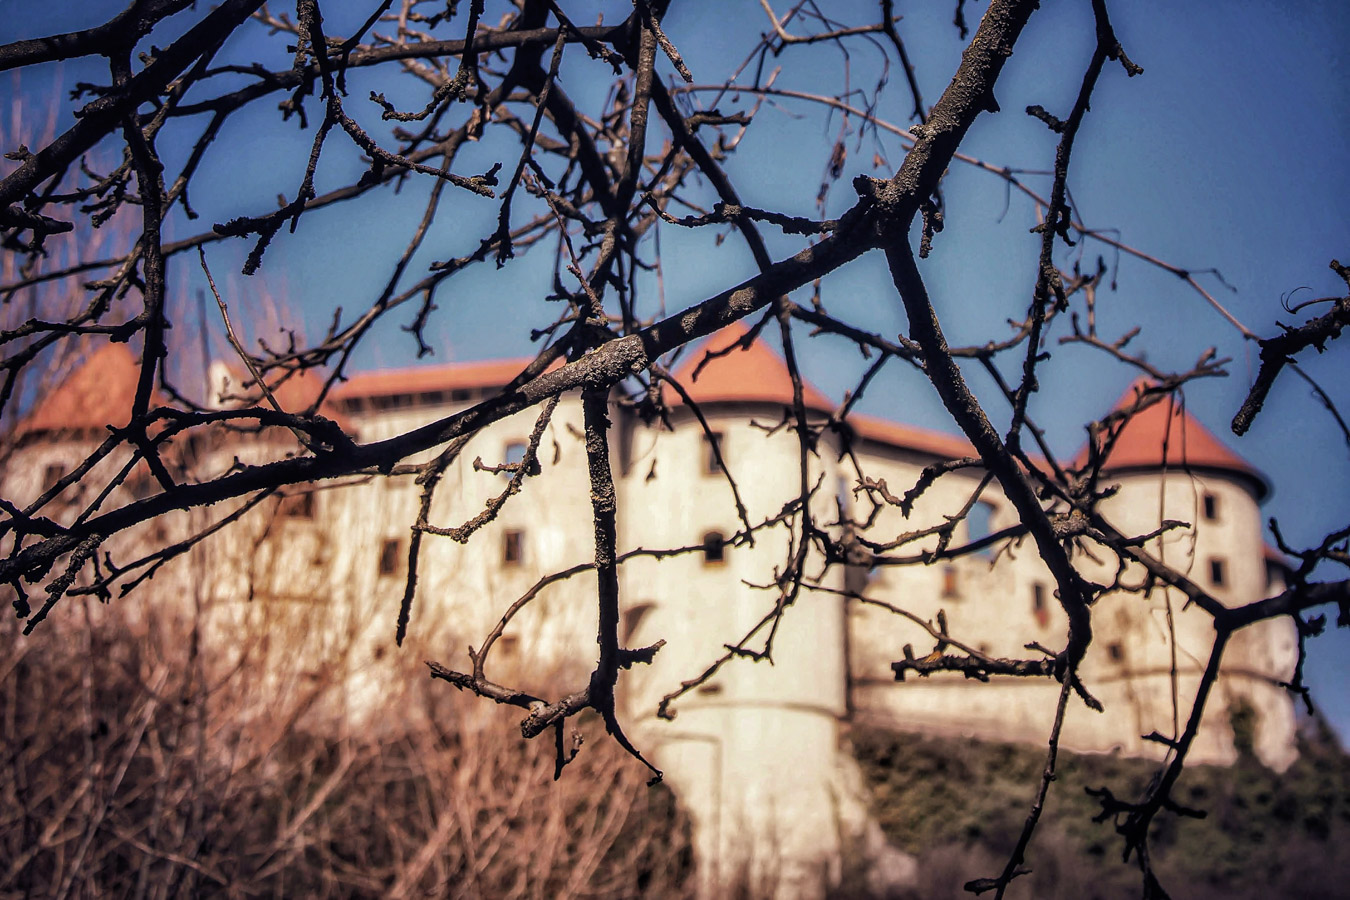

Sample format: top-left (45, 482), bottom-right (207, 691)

top-left (666, 320), bottom-right (833, 412)
top-left (13, 344), bottom-right (145, 439)
top-left (1085, 382), bottom-right (1268, 498)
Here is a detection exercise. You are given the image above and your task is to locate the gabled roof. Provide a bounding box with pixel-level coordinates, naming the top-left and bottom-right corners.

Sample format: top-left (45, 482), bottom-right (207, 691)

top-left (665, 320), bottom-right (833, 412)
top-left (332, 356), bottom-right (537, 402)
top-left (665, 320), bottom-right (981, 460)
top-left (1084, 381), bottom-right (1268, 498)
top-left (13, 344), bottom-right (147, 439)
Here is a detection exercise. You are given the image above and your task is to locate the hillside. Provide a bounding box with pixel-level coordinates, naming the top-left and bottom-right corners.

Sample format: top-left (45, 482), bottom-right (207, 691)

top-left (851, 720), bottom-right (1350, 899)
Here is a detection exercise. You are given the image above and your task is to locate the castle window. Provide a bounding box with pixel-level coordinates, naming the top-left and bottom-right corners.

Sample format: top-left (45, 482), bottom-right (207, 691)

top-left (940, 565), bottom-right (959, 598)
top-left (278, 491), bottom-right (315, 518)
top-left (702, 431), bottom-right (725, 476)
top-left (1032, 583), bottom-right (1050, 628)
top-left (496, 634), bottom-right (519, 657)
top-left (967, 500), bottom-right (995, 554)
top-left (42, 463), bottom-right (68, 492)
top-left (502, 530), bottom-right (525, 566)
top-left (1209, 557), bottom-right (1227, 588)
top-left (701, 531), bottom-right (726, 565)
top-left (622, 603), bottom-right (655, 643)
top-left (378, 538), bottom-right (403, 576)
top-left (1202, 492), bottom-right (1219, 522)
top-left (1107, 642), bottom-right (1125, 663)
top-left (502, 440), bottom-right (527, 475)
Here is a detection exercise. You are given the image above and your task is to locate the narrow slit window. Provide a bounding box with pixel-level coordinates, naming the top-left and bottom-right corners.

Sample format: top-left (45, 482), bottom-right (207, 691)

top-left (1107, 642), bottom-right (1125, 663)
top-left (941, 565), bottom-right (959, 598)
top-left (702, 431), bottom-right (725, 476)
top-left (1209, 557), bottom-right (1227, 588)
top-left (702, 531), bottom-right (726, 565)
top-left (503, 530), bottom-right (525, 566)
top-left (1032, 583), bottom-right (1050, 628)
top-left (378, 538), bottom-right (403, 576)
top-left (1202, 492), bottom-right (1219, 521)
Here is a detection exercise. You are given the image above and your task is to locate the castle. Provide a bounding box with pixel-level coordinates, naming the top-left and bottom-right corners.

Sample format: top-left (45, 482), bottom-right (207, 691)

top-left (4, 323), bottom-right (1298, 898)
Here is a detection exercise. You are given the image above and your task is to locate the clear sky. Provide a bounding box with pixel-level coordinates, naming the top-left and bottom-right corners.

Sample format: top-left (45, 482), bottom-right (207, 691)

top-left (4, 2), bottom-right (1348, 737)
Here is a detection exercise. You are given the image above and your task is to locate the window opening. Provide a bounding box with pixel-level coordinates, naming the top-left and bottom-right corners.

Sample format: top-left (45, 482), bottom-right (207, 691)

top-left (503, 530), bottom-right (525, 566)
top-left (622, 603), bottom-right (655, 643)
top-left (379, 538), bottom-right (403, 576)
top-left (941, 565), bottom-right (959, 598)
top-left (42, 463), bottom-right (68, 492)
top-left (1209, 557), bottom-right (1227, 588)
top-left (702, 431), bottom-right (725, 476)
top-left (278, 491), bottom-right (315, 518)
top-left (502, 440), bottom-right (527, 476)
top-left (1202, 492), bottom-right (1219, 521)
top-left (967, 500), bottom-right (995, 553)
top-left (1032, 582), bottom-right (1050, 628)
top-left (702, 531), bottom-right (726, 565)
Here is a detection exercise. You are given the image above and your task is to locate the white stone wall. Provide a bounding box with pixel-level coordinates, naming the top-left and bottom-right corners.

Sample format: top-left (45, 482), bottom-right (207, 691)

top-left (3, 387), bottom-right (1301, 897)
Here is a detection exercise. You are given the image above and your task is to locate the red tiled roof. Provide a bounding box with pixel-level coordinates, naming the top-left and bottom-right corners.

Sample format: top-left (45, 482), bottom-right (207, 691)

top-left (848, 414), bottom-right (975, 460)
top-left (14, 344), bottom-right (147, 438)
top-left (332, 357), bottom-right (537, 401)
top-left (666, 321), bottom-right (833, 412)
top-left (208, 361), bottom-right (350, 431)
top-left (1084, 382), bottom-right (1268, 497)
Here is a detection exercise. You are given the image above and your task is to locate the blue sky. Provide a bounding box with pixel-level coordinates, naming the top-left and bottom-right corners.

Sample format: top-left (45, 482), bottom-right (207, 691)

top-left (5, 2), bottom-right (1348, 738)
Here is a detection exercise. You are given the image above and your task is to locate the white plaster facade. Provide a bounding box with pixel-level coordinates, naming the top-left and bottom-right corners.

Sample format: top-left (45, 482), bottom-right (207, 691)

top-left (3, 331), bottom-right (1299, 898)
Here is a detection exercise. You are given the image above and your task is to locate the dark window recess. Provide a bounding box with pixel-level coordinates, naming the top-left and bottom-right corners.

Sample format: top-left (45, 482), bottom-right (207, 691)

top-left (702, 431), bottom-right (724, 476)
top-left (702, 531), bottom-right (726, 565)
top-left (1202, 492), bottom-right (1219, 521)
top-left (1032, 583), bottom-right (1050, 628)
top-left (503, 530), bottom-right (524, 566)
top-left (621, 603), bottom-right (655, 643)
top-left (42, 463), bottom-right (68, 492)
top-left (496, 634), bottom-right (519, 657)
top-left (1107, 642), bottom-right (1125, 663)
top-left (126, 470), bottom-right (158, 500)
top-left (378, 538), bottom-right (403, 576)
top-left (278, 492), bottom-right (315, 518)
top-left (941, 565), bottom-right (959, 598)
top-left (1209, 557), bottom-right (1227, 588)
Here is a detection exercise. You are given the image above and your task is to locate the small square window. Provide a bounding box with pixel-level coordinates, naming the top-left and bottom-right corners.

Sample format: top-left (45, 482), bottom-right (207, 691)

top-left (378, 538), bottom-right (403, 576)
top-left (503, 530), bottom-right (524, 566)
top-left (503, 441), bottom-right (527, 473)
top-left (278, 491), bottom-right (315, 518)
top-left (701, 531), bottom-right (726, 565)
top-left (1107, 642), bottom-right (1125, 663)
top-left (1202, 492), bottom-right (1219, 522)
top-left (1209, 557), bottom-right (1227, 588)
top-left (702, 431), bottom-right (725, 476)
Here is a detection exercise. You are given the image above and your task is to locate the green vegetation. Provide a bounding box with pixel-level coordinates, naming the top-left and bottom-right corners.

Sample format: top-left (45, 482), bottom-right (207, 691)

top-left (852, 722), bottom-right (1350, 899)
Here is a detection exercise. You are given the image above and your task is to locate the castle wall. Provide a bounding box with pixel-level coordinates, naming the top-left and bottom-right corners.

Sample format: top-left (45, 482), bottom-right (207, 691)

top-left (4, 368), bottom-right (1301, 897)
